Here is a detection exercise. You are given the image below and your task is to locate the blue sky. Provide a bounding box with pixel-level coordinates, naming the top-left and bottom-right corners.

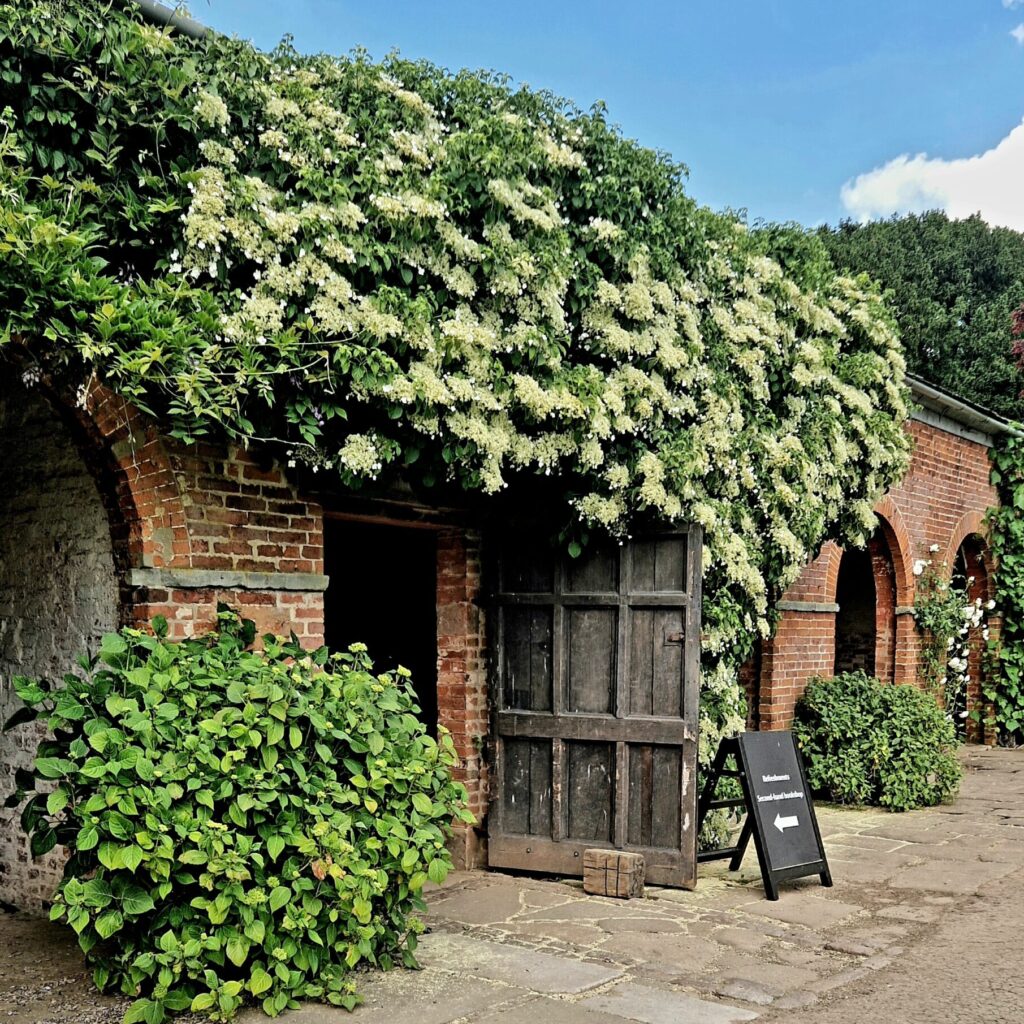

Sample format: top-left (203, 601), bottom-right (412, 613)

top-left (193, 1), bottom-right (1024, 229)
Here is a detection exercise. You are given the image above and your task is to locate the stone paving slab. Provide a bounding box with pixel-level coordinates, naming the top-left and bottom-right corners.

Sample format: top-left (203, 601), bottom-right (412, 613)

top-left (417, 933), bottom-right (626, 993)
top-left (579, 982), bottom-right (760, 1024)
top-left (426, 882), bottom-right (526, 925)
top-left (887, 856), bottom-right (1019, 894)
top-left (737, 894), bottom-right (863, 929)
top-left (475, 996), bottom-right (629, 1024)
top-left (597, 931), bottom-right (720, 972)
top-left (236, 970), bottom-right (521, 1024)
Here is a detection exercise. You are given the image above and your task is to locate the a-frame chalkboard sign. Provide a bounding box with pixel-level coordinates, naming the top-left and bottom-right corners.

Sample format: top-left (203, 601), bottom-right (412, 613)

top-left (696, 731), bottom-right (832, 901)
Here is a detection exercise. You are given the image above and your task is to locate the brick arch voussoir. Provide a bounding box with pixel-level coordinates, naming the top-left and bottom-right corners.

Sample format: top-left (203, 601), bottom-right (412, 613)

top-left (73, 379), bottom-right (189, 574)
top-left (943, 510), bottom-right (993, 599)
top-left (872, 496), bottom-right (915, 607)
top-left (26, 371), bottom-right (189, 590)
top-left (821, 541), bottom-right (845, 605)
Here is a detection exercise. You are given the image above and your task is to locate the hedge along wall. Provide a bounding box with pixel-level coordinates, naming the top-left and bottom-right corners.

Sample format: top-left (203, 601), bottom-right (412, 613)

top-left (1, 1), bottom-right (911, 790)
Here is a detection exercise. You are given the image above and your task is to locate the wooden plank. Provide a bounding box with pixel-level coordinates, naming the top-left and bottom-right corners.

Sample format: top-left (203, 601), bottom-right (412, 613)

top-left (631, 538), bottom-right (657, 594)
top-left (614, 740), bottom-right (628, 849)
top-left (684, 528), bottom-right (700, 745)
top-left (488, 835), bottom-right (691, 887)
top-left (652, 607), bottom-right (684, 718)
top-left (651, 746), bottom-right (682, 849)
top-left (551, 737), bottom-right (564, 841)
top-left (566, 741), bottom-right (614, 842)
top-left (506, 606), bottom-right (530, 711)
top-left (655, 535), bottom-right (687, 592)
top-left (492, 592), bottom-right (620, 607)
top-left (501, 533), bottom-right (554, 593)
top-left (567, 607), bottom-right (616, 713)
top-left (503, 606), bottom-right (553, 711)
top-left (529, 739), bottom-right (553, 837)
top-left (680, 733), bottom-right (698, 879)
top-left (626, 744), bottom-right (654, 846)
top-left (628, 608), bottom-right (655, 716)
top-left (495, 592), bottom-right (691, 607)
top-left (614, 542), bottom-right (630, 718)
top-left (502, 738), bottom-right (531, 834)
top-left (501, 738), bottom-right (554, 836)
top-left (566, 544), bottom-right (617, 593)
top-left (496, 710), bottom-right (692, 745)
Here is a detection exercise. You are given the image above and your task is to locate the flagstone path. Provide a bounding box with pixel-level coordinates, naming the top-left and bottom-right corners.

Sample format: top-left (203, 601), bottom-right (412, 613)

top-left (2, 747), bottom-right (1022, 1023)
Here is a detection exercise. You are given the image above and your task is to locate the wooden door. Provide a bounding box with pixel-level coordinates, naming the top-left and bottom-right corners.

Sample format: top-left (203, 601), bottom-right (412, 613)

top-left (488, 527), bottom-right (702, 887)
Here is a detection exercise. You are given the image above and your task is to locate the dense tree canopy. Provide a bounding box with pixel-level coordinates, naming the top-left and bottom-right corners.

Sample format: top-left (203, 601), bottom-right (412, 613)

top-left (819, 212), bottom-right (1024, 418)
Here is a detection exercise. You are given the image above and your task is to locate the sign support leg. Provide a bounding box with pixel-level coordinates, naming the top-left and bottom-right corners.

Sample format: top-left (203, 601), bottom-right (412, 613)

top-left (728, 816), bottom-right (752, 872)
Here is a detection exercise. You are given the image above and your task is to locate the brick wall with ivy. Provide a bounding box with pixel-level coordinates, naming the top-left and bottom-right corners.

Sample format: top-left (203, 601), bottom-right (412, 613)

top-left (1, 377), bottom-right (489, 907)
top-left (751, 413), bottom-right (1001, 736)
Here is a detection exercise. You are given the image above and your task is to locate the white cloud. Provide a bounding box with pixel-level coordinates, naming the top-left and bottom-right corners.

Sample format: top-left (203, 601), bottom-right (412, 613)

top-left (1012, 22), bottom-right (1024, 44)
top-left (1005, 0), bottom-right (1024, 9)
top-left (840, 119), bottom-right (1024, 230)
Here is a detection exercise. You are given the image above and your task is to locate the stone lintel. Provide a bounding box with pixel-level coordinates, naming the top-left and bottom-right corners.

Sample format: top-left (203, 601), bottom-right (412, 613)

top-left (777, 600), bottom-right (840, 613)
top-left (129, 566), bottom-right (329, 592)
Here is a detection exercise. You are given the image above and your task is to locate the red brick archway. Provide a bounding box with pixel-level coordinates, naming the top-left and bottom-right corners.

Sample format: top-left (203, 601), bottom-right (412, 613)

top-left (872, 497), bottom-right (915, 607)
top-left (18, 366), bottom-right (328, 643)
top-left (943, 510), bottom-right (990, 581)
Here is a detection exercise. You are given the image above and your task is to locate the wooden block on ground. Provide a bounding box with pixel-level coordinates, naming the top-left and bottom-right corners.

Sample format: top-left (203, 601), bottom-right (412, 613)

top-left (582, 849), bottom-right (645, 899)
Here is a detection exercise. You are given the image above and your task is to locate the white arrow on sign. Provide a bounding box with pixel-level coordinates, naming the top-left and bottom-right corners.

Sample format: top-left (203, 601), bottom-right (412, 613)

top-left (774, 813), bottom-right (799, 833)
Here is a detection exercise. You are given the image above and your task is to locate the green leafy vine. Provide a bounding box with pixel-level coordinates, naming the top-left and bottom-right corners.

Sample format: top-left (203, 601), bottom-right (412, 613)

top-left (986, 434), bottom-right (1024, 740)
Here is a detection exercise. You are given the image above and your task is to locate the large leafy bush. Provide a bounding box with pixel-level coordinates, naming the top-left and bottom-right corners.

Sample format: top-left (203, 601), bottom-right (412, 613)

top-left (3, 610), bottom-right (468, 1022)
top-left (793, 672), bottom-right (961, 811)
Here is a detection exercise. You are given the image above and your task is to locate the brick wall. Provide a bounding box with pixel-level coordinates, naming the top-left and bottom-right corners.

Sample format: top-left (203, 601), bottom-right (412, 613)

top-left (0, 379), bottom-right (329, 909)
top-left (753, 414), bottom-right (1001, 732)
top-left (72, 380), bottom-right (329, 645)
top-left (123, 439), bottom-right (327, 645)
top-left (435, 528), bottom-right (489, 868)
top-left (1, 374), bottom-right (495, 906)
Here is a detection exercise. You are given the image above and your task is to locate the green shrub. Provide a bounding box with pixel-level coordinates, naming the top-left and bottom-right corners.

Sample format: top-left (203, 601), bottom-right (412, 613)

top-left (3, 609), bottom-right (470, 1022)
top-left (792, 672), bottom-right (962, 811)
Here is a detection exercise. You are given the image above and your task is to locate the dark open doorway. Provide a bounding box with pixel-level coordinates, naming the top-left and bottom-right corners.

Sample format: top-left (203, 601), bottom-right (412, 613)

top-left (323, 519), bottom-right (438, 731)
top-left (834, 546), bottom-right (876, 676)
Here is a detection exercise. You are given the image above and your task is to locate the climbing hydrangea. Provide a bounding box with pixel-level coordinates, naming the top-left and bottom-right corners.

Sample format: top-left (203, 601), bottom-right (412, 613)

top-left (0, 1), bottom-right (910, 744)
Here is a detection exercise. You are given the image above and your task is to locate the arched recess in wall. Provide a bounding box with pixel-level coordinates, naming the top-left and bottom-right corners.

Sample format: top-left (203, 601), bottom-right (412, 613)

top-left (870, 508), bottom-right (912, 684)
top-left (0, 370), bottom-right (129, 907)
top-left (833, 517), bottom-right (904, 682)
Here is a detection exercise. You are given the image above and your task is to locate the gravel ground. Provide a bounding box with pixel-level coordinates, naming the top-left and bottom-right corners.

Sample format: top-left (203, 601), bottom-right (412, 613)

top-left (0, 909), bottom-right (127, 1024)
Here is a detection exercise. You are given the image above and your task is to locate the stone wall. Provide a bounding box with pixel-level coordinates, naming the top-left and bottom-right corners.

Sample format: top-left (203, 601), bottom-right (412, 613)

top-left (0, 379), bottom-right (119, 907)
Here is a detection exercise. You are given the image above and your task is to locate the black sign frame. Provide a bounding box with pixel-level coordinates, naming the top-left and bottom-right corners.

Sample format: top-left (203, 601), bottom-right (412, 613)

top-left (696, 732), bottom-right (832, 901)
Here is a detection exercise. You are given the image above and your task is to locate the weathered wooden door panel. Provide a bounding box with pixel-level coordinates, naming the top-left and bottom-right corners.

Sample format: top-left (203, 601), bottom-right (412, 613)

top-left (488, 527), bottom-right (702, 888)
